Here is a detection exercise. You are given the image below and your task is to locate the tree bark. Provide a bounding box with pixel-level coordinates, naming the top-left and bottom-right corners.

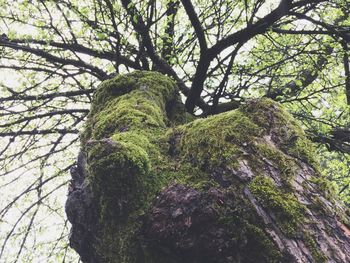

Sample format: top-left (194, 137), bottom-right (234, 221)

top-left (66, 71), bottom-right (350, 263)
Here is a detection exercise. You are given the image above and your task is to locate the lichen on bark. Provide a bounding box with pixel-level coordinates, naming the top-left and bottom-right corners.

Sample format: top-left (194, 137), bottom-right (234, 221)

top-left (66, 71), bottom-right (350, 263)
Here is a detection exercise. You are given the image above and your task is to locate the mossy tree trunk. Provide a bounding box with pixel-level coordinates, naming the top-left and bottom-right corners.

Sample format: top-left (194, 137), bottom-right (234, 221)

top-left (66, 71), bottom-right (350, 263)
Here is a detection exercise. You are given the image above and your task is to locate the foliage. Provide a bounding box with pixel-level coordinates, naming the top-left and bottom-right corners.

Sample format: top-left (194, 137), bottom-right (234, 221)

top-left (0, 0), bottom-right (349, 261)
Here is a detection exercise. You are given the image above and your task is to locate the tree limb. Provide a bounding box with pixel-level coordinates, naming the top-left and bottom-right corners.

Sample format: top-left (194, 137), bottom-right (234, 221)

top-left (185, 0), bottom-right (295, 113)
top-left (0, 38), bottom-right (108, 80)
top-left (180, 0), bottom-right (207, 52)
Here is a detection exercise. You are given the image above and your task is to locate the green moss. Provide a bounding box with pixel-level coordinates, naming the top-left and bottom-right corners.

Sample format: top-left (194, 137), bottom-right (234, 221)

top-left (253, 143), bottom-right (296, 185)
top-left (86, 139), bottom-right (153, 218)
top-left (90, 71), bottom-right (176, 114)
top-left (177, 110), bottom-right (263, 170)
top-left (309, 175), bottom-right (337, 199)
top-left (81, 70), bottom-right (179, 144)
top-left (81, 71), bottom-right (183, 262)
top-left (244, 224), bottom-right (283, 262)
top-left (91, 74), bottom-right (137, 114)
top-left (241, 98), bottom-right (318, 168)
top-left (217, 195), bottom-right (282, 262)
top-left (303, 233), bottom-right (327, 262)
top-left (85, 138), bottom-right (155, 260)
top-left (154, 109), bottom-right (268, 193)
top-left (249, 176), bottom-right (305, 237)
top-left (95, 218), bottom-right (145, 263)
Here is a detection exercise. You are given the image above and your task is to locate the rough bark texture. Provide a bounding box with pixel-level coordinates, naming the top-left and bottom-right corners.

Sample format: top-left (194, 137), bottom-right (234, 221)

top-left (66, 71), bottom-right (350, 263)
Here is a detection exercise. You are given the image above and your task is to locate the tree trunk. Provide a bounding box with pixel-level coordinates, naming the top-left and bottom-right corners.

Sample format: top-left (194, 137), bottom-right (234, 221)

top-left (65, 71), bottom-right (350, 263)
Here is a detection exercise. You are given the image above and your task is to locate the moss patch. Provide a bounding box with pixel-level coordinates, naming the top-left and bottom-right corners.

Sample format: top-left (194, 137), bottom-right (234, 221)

top-left (177, 110), bottom-right (263, 170)
top-left (218, 202), bottom-right (283, 262)
top-left (303, 233), bottom-right (327, 262)
top-left (81, 71), bottom-right (180, 144)
top-left (249, 176), bottom-right (306, 237)
top-left (241, 98), bottom-right (319, 169)
top-left (81, 71), bottom-right (183, 262)
top-left (244, 224), bottom-right (283, 262)
top-left (252, 143), bottom-right (297, 186)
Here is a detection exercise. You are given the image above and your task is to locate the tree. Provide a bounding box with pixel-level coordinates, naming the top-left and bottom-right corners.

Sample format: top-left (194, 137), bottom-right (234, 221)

top-left (66, 71), bottom-right (350, 262)
top-left (0, 0), bottom-right (349, 261)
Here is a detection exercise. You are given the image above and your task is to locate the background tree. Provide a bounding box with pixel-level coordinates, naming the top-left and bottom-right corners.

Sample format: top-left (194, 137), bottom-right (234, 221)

top-left (0, 0), bottom-right (349, 261)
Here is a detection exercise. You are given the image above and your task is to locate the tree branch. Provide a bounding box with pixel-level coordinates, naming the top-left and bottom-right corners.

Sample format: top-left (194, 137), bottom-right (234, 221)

top-left (342, 42), bottom-right (350, 104)
top-left (120, 0), bottom-right (210, 112)
top-left (0, 109), bottom-right (88, 128)
top-left (180, 0), bottom-right (207, 51)
top-left (209, 0), bottom-right (293, 58)
top-left (0, 129), bottom-right (79, 137)
top-left (185, 0), bottom-right (294, 113)
top-left (0, 89), bottom-right (95, 102)
top-left (0, 38), bottom-right (108, 80)
top-left (161, 0), bottom-right (180, 63)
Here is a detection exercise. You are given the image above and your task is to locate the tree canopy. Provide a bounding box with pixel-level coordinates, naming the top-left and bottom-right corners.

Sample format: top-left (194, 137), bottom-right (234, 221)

top-left (0, 0), bottom-right (349, 261)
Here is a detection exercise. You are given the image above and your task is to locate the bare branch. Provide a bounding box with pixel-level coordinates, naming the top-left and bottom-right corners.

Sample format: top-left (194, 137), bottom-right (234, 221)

top-left (180, 0), bottom-right (207, 51)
